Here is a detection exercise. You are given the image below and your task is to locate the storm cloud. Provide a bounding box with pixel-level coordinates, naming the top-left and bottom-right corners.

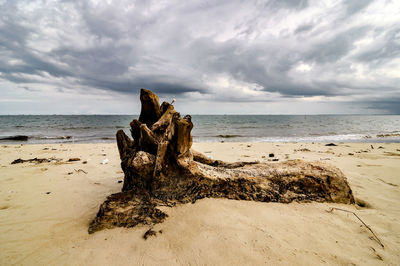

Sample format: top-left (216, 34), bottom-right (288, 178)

top-left (0, 0), bottom-right (399, 114)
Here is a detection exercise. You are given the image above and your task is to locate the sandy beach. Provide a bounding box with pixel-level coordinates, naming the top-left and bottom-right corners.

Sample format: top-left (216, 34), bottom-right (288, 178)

top-left (0, 142), bottom-right (399, 265)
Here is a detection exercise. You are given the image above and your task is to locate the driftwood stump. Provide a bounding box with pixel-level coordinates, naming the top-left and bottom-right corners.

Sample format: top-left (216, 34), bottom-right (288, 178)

top-left (89, 89), bottom-right (354, 234)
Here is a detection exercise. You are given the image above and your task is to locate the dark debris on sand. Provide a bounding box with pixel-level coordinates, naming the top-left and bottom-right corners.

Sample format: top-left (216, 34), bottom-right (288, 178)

top-left (11, 158), bottom-right (54, 164)
top-left (325, 143), bottom-right (338, 146)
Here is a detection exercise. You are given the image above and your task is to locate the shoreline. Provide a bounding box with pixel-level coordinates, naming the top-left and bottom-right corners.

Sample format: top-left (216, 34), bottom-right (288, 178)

top-left (1, 114), bottom-right (400, 145)
top-left (2, 137), bottom-right (400, 145)
top-left (1, 142), bottom-right (399, 264)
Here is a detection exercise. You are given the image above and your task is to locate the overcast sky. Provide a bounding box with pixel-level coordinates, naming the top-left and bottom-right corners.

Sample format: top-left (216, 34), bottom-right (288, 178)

top-left (0, 0), bottom-right (399, 114)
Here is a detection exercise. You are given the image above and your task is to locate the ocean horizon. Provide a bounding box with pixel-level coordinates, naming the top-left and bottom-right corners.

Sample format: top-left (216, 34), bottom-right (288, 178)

top-left (1, 114), bottom-right (400, 144)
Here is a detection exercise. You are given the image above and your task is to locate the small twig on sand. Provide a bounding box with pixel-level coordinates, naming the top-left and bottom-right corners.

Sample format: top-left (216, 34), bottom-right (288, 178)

top-left (326, 207), bottom-right (384, 248)
top-left (74, 168), bottom-right (88, 174)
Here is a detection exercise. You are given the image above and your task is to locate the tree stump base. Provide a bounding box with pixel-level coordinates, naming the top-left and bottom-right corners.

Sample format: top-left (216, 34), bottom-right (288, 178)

top-left (89, 89), bottom-right (354, 234)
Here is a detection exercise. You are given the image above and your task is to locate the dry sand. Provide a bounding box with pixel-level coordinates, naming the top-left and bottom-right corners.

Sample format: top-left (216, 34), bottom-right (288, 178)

top-left (0, 142), bottom-right (399, 265)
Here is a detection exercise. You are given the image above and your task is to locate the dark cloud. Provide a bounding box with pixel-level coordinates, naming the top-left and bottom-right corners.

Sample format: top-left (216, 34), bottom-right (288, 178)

top-left (304, 26), bottom-right (370, 63)
top-left (295, 24), bottom-right (314, 34)
top-left (0, 0), bottom-right (399, 114)
top-left (344, 0), bottom-right (374, 15)
top-left (356, 27), bottom-right (400, 64)
top-left (363, 96), bottom-right (400, 114)
top-left (267, 0), bottom-right (309, 9)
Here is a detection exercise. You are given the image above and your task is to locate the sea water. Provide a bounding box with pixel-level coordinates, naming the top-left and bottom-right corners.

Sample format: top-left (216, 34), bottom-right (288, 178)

top-left (0, 115), bottom-right (400, 144)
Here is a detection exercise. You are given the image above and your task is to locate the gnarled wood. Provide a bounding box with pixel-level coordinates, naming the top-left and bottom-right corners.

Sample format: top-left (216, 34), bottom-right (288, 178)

top-left (138, 89), bottom-right (161, 127)
top-left (89, 89), bottom-right (355, 234)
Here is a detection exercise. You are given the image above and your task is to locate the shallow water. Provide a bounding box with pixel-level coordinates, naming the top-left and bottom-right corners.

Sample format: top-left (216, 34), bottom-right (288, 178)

top-left (0, 115), bottom-right (399, 144)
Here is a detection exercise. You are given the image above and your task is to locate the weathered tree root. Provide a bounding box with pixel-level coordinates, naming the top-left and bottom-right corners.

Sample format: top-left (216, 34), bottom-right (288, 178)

top-left (88, 191), bottom-right (168, 234)
top-left (89, 89), bottom-right (354, 234)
